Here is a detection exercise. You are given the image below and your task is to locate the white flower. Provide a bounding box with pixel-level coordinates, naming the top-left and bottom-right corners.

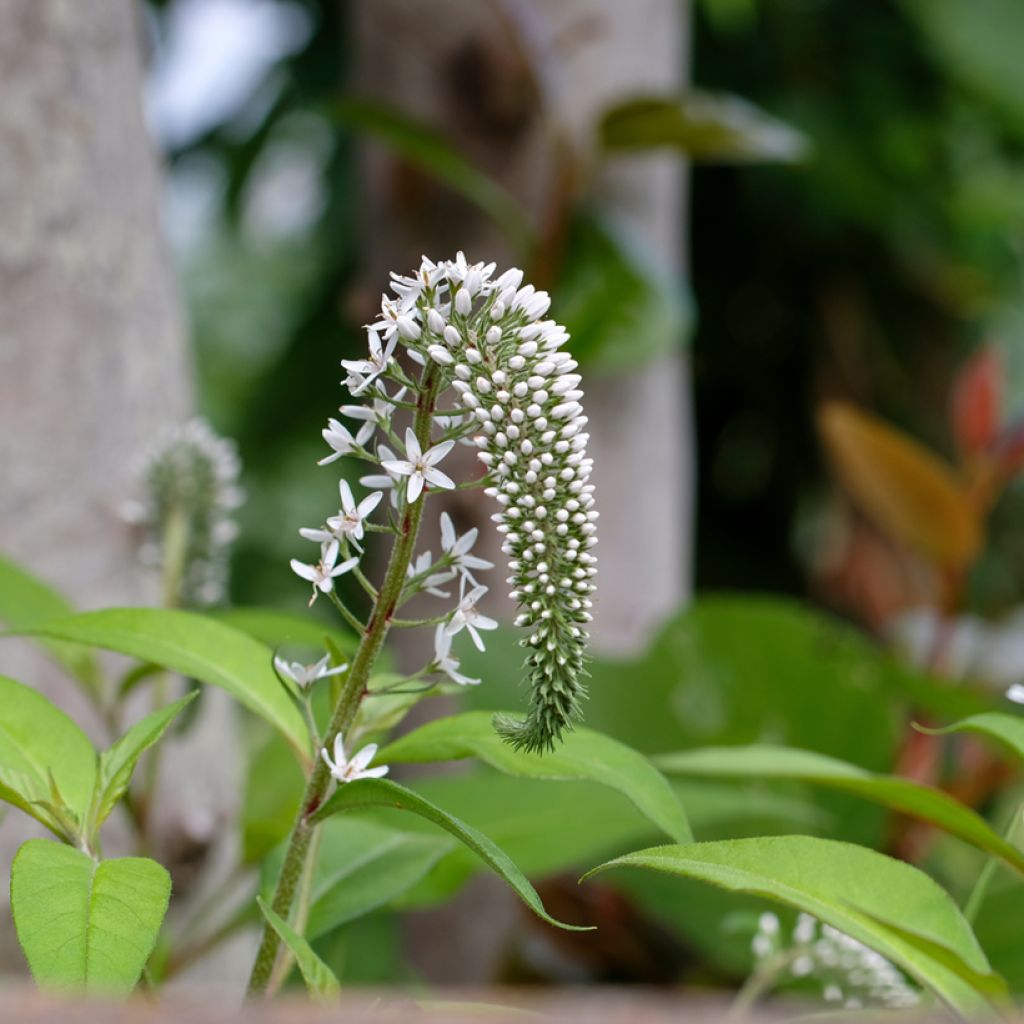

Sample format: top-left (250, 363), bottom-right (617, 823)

top-left (327, 480), bottom-right (382, 547)
top-left (1007, 683), bottom-right (1024, 704)
top-left (341, 327), bottom-right (397, 395)
top-left (445, 581), bottom-right (498, 652)
top-left (321, 735), bottom-right (389, 783)
top-left (406, 551), bottom-right (455, 598)
top-left (433, 623), bottom-right (480, 686)
top-left (290, 541), bottom-right (359, 605)
top-left (439, 511), bottom-right (493, 582)
top-left (274, 654), bottom-right (348, 690)
top-left (381, 427), bottom-right (456, 503)
top-left (319, 418), bottom-right (359, 466)
top-left (341, 386), bottom-right (406, 446)
top-left (360, 444), bottom-right (403, 509)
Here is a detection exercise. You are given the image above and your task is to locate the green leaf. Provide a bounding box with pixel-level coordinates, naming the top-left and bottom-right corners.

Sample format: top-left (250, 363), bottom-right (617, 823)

top-left (655, 744), bottom-right (1024, 875)
top-left (211, 606), bottom-right (356, 654)
top-left (0, 554), bottom-right (101, 695)
top-left (552, 212), bottom-right (691, 371)
top-left (379, 711), bottom-right (691, 842)
top-left (0, 674), bottom-right (96, 837)
top-left (13, 608), bottom-right (309, 761)
top-left (598, 93), bottom-right (810, 162)
top-left (304, 819), bottom-right (453, 939)
top-left (312, 777), bottom-right (591, 932)
top-left (461, 596), bottom-right (988, 845)
top-left (11, 839), bottom-right (171, 996)
top-left (920, 711), bottom-right (1024, 763)
top-left (586, 836), bottom-right (1001, 1016)
top-left (328, 98), bottom-right (532, 251)
top-left (257, 898), bottom-right (340, 1001)
top-left (89, 693), bottom-right (198, 835)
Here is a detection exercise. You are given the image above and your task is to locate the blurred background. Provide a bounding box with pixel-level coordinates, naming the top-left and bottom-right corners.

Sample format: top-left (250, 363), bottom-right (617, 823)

top-left (6, 0), bottom-right (1024, 1000)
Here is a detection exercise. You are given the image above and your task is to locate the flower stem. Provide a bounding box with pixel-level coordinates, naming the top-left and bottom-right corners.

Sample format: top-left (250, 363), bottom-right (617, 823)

top-left (245, 366), bottom-right (441, 998)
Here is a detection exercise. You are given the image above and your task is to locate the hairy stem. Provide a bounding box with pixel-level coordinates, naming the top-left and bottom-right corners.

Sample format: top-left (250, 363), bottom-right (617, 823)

top-left (246, 365), bottom-right (440, 997)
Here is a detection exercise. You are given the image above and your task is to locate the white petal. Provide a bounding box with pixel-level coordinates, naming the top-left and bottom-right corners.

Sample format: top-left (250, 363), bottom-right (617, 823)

top-left (339, 479), bottom-right (355, 514)
top-left (423, 467), bottom-right (455, 491)
top-left (423, 439), bottom-right (455, 466)
top-left (407, 472), bottom-right (425, 503)
top-left (404, 427), bottom-right (421, 461)
top-left (290, 560), bottom-right (318, 582)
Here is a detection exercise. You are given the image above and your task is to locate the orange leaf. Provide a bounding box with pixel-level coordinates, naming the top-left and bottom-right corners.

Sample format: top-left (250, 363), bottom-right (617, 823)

top-left (951, 346), bottom-right (1001, 456)
top-left (818, 401), bottom-right (982, 570)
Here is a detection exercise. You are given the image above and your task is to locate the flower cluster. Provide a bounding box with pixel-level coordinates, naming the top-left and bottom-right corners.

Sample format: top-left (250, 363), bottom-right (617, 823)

top-left (293, 253), bottom-right (596, 757)
top-left (751, 912), bottom-right (920, 1011)
top-left (124, 418), bottom-right (244, 607)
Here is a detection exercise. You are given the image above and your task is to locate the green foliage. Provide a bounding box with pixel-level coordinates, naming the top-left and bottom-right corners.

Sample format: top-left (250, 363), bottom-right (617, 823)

top-left (11, 840), bottom-right (170, 996)
top-left (380, 710), bottom-right (691, 842)
top-left (921, 712), bottom-right (1024, 763)
top-left (655, 743), bottom-right (1024, 874)
top-left (257, 898), bottom-right (341, 1001)
top-left (212, 605), bottom-right (356, 654)
top-left (304, 820), bottom-right (452, 939)
top-left (328, 98), bottom-right (532, 251)
top-left (17, 608), bottom-right (310, 760)
top-left (0, 554), bottom-right (101, 695)
top-left (0, 674), bottom-right (96, 839)
top-left (587, 836), bottom-right (1002, 1016)
top-left (599, 93), bottom-right (810, 162)
top-left (552, 212), bottom-right (691, 372)
top-left (89, 694), bottom-right (197, 838)
top-left (312, 777), bottom-right (591, 933)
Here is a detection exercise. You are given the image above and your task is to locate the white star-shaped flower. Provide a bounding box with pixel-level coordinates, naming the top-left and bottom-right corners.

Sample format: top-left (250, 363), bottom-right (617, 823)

top-left (321, 735), bottom-right (389, 783)
top-left (433, 623), bottom-right (480, 686)
top-left (319, 418), bottom-right (359, 466)
top-left (290, 541), bottom-right (359, 605)
top-left (406, 551), bottom-right (455, 598)
top-left (439, 511), bottom-right (493, 583)
top-left (341, 385), bottom-right (405, 446)
top-left (381, 428), bottom-right (456, 503)
top-left (445, 581), bottom-right (498, 652)
top-left (341, 327), bottom-right (397, 395)
top-left (326, 480), bottom-right (382, 548)
top-left (273, 654), bottom-right (348, 691)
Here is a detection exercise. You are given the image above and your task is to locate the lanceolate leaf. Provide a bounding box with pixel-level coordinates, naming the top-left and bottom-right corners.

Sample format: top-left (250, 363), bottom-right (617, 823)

top-left (11, 840), bottom-right (171, 996)
top-left (0, 554), bottom-right (101, 695)
top-left (599, 93), bottom-right (810, 162)
top-left (257, 898), bottom-right (340, 1001)
top-left (818, 401), bottom-right (982, 569)
top-left (0, 674), bottom-right (96, 837)
top-left (379, 711), bottom-right (691, 842)
top-left (312, 777), bottom-right (590, 932)
top-left (89, 693), bottom-right (198, 836)
top-left (586, 836), bottom-right (1001, 1017)
top-left (13, 609), bottom-right (309, 760)
top-left (211, 606), bottom-right (356, 655)
top-left (920, 712), bottom-right (1024, 762)
top-left (328, 98), bottom-right (532, 250)
top-left (655, 744), bottom-right (1024, 875)
top-left (304, 819), bottom-right (452, 939)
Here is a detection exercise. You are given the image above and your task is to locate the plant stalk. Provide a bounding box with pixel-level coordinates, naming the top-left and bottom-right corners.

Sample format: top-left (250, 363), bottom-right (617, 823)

top-left (246, 366), bottom-right (440, 997)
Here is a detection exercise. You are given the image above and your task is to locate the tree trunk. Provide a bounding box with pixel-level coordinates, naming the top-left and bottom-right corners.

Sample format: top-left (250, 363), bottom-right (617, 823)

top-left (0, 0), bottom-right (199, 972)
top-left (354, 0), bottom-right (692, 981)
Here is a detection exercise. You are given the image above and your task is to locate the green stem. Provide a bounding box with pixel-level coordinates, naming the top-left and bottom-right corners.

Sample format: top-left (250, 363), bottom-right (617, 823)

top-left (245, 366), bottom-right (441, 998)
top-left (728, 949), bottom-right (801, 1019)
top-left (964, 804), bottom-right (1022, 924)
top-left (326, 589), bottom-right (367, 635)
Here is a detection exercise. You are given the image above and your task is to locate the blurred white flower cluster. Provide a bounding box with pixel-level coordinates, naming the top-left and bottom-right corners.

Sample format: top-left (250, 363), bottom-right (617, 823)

top-left (752, 911), bottom-right (920, 1011)
top-left (124, 418), bottom-right (243, 608)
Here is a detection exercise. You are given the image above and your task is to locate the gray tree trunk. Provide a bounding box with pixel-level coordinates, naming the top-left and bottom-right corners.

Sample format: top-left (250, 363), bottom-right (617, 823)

top-left (0, 0), bottom-right (207, 976)
top-left (354, 0), bottom-right (692, 980)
